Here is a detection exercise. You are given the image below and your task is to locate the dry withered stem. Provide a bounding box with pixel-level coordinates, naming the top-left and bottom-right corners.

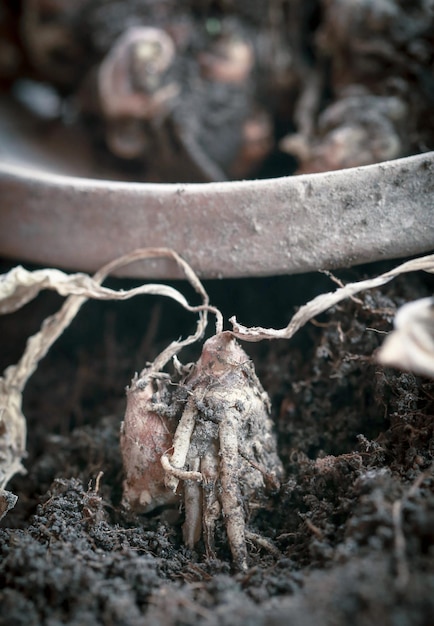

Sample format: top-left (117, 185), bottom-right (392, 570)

top-left (0, 248), bottom-right (213, 520)
top-left (230, 254), bottom-right (434, 342)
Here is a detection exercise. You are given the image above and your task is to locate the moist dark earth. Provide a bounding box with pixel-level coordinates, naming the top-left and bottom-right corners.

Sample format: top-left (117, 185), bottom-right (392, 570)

top-left (1, 263), bottom-right (433, 626)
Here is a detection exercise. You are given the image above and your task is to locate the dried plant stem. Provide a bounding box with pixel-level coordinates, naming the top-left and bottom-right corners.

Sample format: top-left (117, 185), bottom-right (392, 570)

top-left (230, 253), bottom-right (434, 341)
top-left (0, 290), bottom-right (90, 517)
top-left (393, 464), bottom-right (434, 591)
top-left (0, 248), bottom-right (217, 516)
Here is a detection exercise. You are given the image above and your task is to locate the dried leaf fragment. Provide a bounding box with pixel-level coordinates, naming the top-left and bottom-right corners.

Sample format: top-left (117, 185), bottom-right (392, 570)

top-left (377, 297), bottom-right (434, 378)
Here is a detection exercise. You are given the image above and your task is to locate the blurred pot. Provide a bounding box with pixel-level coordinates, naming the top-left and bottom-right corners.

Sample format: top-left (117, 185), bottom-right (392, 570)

top-left (0, 96), bottom-right (433, 279)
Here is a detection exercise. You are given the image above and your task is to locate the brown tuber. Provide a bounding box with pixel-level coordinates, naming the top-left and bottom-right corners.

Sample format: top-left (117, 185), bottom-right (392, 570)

top-left (121, 331), bottom-right (283, 570)
top-left (120, 375), bottom-right (177, 512)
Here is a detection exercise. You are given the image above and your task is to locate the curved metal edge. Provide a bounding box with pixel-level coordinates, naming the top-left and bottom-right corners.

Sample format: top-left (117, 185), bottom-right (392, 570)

top-left (0, 152), bottom-right (433, 278)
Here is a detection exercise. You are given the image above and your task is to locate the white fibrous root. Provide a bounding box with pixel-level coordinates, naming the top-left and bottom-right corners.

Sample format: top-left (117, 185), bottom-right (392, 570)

top-left (121, 331), bottom-right (283, 570)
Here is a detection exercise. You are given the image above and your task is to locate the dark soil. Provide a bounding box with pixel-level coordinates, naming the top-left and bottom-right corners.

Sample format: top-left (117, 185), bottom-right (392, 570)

top-left (1, 261), bottom-right (433, 626)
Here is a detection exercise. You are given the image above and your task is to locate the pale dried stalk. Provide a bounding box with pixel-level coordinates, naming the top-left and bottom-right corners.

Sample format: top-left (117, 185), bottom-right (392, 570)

top-left (0, 248), bottom-right (214, 517)
top-left (230, 254), bottom-right (434, 341)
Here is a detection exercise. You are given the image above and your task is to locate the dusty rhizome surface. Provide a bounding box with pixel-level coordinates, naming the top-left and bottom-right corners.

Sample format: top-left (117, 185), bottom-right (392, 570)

top-left (0, 258), bottom-right (433, 626)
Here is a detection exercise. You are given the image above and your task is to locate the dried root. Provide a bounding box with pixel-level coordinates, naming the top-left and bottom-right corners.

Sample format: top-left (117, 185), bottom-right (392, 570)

top-left (121, 331), bottom-right (284, 570)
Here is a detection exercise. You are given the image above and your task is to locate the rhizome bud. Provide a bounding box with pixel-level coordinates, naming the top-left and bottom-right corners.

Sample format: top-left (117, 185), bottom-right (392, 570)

top-left (120, 373), bottom-right (178, 512)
